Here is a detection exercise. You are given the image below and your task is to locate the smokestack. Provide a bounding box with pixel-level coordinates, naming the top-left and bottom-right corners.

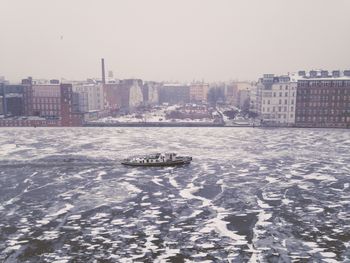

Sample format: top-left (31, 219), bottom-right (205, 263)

top-left (101, 58), bottom-right (106, 84)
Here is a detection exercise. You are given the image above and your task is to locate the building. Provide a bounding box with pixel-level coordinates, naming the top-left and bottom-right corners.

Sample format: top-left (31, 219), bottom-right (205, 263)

top-left (125, 79), bottom-right (144, 108)
top-left (159, 84), bottom-right (190, 104)
top-left (236, 82), bottom-right (254, 109)
top-left (295, 70), bottom-right (350, 128)
top-left (104, 79), bottom-right (144, 112)
top-left (189, 82), bottom-right (209, 103)
top-left (249, 84), bottom-right (258, 114)
top-left (72, 83), bottom-right (104, 112)
top-left (31, 84), bottom-right (61, 118)
top-left (0, 84), bottom-right (25, 116)
top-left (142, 81), bottom-right (160, 105)
top-left (0, 95), bottom-right (3, 115)
top-left (224, 83), bottom-right (237, 104)
top-left (60, 84), bottom-right (84, 126)
top-left (257, 74), bottom-right (297, 125)
top-left (0, 78), bottom-right (83, 127)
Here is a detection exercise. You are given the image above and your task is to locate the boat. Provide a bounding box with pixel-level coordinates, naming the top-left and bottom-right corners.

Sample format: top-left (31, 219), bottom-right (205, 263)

top-left (121, 153), bottom-right (192, 167)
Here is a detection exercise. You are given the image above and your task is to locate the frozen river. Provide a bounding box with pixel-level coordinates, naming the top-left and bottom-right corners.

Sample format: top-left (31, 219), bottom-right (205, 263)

top-left (0, 127), bottom-right (350, 262)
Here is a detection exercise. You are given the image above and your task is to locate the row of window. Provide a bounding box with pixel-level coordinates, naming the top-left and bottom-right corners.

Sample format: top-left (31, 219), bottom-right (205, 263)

top-left (263, 99), bottom-right (294, 105)
top-left (296, 102), bottom-right (349, 107)
top-left (33, 104), bottom-right (60, 110)
top-left (298, 81), bottom-right (350, 87)
top-left (34, 111), bottom-right (59, 116)
top-left (297, 95), bottom-right (350, 101)
top-left (263, 113), bottom-right (294, 119)
top-left (33, 97), bottom-right (60, 104)
top-left (278, 85), bottom-right (295, 90)
top-left (297, 109), bottom-right (349, 115)
top-left (298, 89), bottom-right (350, 95)
top-left (296, 116), bottom-right (349, 122)
top-left (262, 106), bottom-right (294, 112)
top-left (263, 92), bottom-right (295, 97)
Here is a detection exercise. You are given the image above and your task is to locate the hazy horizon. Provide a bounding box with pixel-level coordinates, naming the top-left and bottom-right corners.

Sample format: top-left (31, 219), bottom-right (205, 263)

top-left (1, 0), bottom-right (349, 83)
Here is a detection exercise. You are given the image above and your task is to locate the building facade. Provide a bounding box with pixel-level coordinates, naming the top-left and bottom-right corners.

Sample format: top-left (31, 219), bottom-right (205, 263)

top-left (296, 71), bottom-right (350, 128)
top-left (189, 82), bottom-right (209, 103)
top-left (0, 85), bottom-right (25, 116)
top-left (72, 84), bottom-right (104, 112)
top-left (0, 79), bottom-right (83, 127)
top-left (258, 74), bottom-right (297, 125)
top-left (159, 84), bottom-right (190, 105)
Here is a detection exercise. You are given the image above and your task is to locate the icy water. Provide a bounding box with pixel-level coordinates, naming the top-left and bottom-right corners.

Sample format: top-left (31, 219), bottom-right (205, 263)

top-left (0, 127), bottom-right (350, 263)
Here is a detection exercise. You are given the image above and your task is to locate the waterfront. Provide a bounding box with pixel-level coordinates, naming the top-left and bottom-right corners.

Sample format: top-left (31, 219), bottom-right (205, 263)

top-left (0, 127), bottom-right (350, 262)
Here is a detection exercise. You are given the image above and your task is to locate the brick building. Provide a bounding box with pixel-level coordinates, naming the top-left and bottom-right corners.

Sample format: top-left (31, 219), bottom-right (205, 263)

top-left (0, 79), bottom-right (83, 127)
top-left (296, 71), bottom-right (350, 128)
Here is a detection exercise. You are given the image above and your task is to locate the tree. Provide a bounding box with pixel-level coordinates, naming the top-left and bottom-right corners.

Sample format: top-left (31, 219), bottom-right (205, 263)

top-left (207, 87), bottom-right (225, 106)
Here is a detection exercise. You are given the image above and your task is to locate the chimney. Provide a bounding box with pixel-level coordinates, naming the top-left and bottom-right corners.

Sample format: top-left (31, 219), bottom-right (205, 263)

top-left (101, 58), bottom-right (106, 84)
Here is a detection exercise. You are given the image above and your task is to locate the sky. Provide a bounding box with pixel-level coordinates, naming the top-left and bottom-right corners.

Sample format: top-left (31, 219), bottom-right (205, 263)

top-left (0, 0), bottom-right (349, 83)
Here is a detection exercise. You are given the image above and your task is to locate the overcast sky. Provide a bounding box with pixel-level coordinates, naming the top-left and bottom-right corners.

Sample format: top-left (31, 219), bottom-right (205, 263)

top-left (0, 0), bottom-right (349, 83)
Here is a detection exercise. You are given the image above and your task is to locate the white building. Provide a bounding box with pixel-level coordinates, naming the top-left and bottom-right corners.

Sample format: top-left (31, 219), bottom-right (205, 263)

top-left (126, 79), bottom-right (144, 108)
top-left (258, 74), bottom-right (297, 125)
top-left (72, 84), bottom-right (104, 112)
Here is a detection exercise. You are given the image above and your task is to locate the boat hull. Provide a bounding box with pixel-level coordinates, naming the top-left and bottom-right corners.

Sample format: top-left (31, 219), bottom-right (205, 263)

top-left (121, 159), bottom-right (191, 167)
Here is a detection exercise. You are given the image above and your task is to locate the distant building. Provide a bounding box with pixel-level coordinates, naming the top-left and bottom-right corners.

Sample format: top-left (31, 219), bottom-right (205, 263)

top-left (31, 84), bottom-right (61, 118)
top-left (249, 84), bottom-right (258, 114)
top-left (189, 82), bottom-right (209, 103)
top-left (295, 70), bottom-right (350, 128)
top-left (60, 84), bottom-right (84, 126)
top-left (125, 79), bottom-right (144, 108)
top-left (159, 84), bottom-right (190, 104)
top-left (104, 83), bottom-right (120, 111)
top-left (143, 81), bottom-right (160, 105)
top-left (224, 83), bottom-right (237, 104)
top-left (236, 82), bottom-right (253, 109)
top-left (104, 79), bottom-right (144, 111)
top-left (0, 84), bottom-right (25, 116)
top-left (0, 79), bottom-right (83, 127)
top-left (0, 95), bottom-right (3, 115)
top-left (257, 74), bottom-right (297, 125)
top-left (72, 84), bottom-right (104, 112)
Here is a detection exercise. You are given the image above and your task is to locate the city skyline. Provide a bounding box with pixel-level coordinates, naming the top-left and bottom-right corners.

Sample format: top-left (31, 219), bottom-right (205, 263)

top-left (1, 0), bottom-right (350, 83)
